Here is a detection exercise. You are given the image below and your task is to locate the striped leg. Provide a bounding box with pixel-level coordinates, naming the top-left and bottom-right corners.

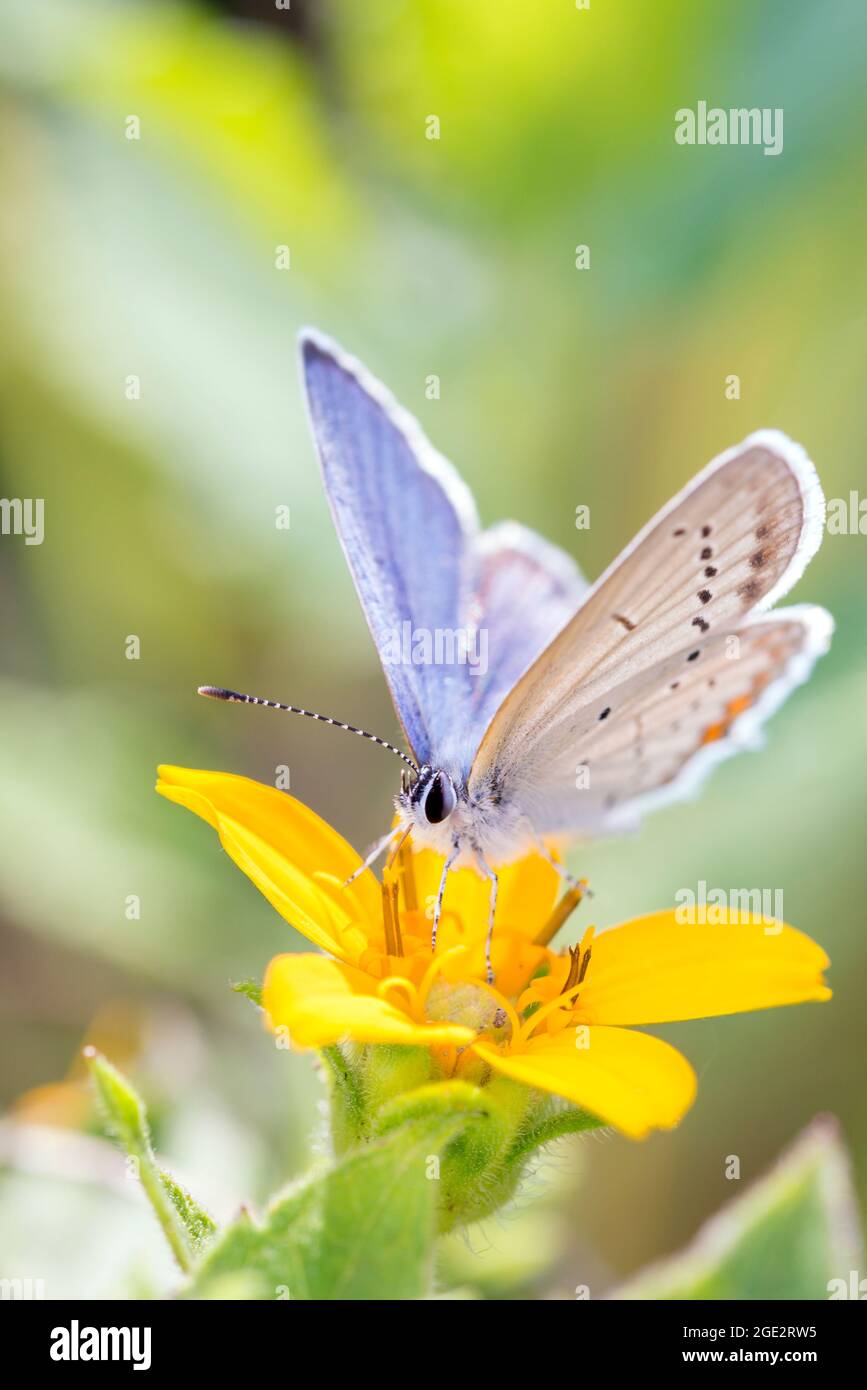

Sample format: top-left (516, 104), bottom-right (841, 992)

top-left (475, 852), bottom-right (499, 985)
top-left (343, 827), bottom-right (398, 887)
top-left (431, 840), bottom-right (461, 953)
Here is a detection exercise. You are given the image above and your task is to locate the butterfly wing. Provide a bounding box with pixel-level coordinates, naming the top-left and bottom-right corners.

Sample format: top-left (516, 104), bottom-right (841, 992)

top-left (469, 432), bottom-right (830, 835)
top-left (468, 522), bottom-right (588, 732)
top-left (512, 606), bottom-right (832, 835)
top-left (301, 331), bottom-right (479, 768)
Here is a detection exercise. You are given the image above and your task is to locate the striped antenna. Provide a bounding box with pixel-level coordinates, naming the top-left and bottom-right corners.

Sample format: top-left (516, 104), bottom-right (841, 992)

top-left (197, 686), bottom-right (419, 774)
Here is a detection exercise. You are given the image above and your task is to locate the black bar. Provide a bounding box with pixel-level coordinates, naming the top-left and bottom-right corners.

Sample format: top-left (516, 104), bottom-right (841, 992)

top-left (2, 1297), bottom-right (862, 1373)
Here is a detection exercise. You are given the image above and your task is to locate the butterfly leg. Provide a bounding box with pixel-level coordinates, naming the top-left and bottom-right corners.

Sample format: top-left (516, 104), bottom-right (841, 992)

top-left (530, 832), bottom-right (592, 898)
top-left (474, 852), bottom-right (499, 986)
top-left (384, 825), bottom-right (412, 871)
top-left (431, 839), bottom-right (461, 954)
top-left (343, 827), bottom-right (399, 888)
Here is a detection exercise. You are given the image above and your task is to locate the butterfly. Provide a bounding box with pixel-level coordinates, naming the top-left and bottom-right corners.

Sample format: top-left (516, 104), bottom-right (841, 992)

top-left (201, 330), bottom-right (833, 979)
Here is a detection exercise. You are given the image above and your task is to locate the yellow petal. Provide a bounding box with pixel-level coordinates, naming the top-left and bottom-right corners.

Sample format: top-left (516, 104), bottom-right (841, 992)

top-left (409, 848), bottom-right (489, 926)
top-left (263, 953), bottom-right (475, 1049)
top-left (156, 767), bottom-right (379, 961)
top-left (474, 1026), bottom-right (696, 1139)
top-left (497, 853), bottom-right (562, 936)
top-left (576, 910), bottom-right (831, 1026)
top-left (407, 846), bottom-right (560, 939)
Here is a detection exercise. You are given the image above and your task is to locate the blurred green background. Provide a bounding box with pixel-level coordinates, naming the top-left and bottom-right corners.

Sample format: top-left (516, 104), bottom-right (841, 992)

top-left (1, 0), bottom-right (865, 1298)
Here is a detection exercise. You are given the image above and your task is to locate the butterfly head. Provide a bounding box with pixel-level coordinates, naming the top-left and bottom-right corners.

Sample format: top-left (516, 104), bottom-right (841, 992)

top-left (397, 764), bottom-right (463, 851)
top-left (409, 766), bottom-right (458, 825)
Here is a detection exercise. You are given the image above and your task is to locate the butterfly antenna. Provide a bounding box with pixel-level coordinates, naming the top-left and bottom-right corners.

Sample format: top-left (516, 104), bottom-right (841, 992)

top-left (197, 686), bottom-right (419, 774)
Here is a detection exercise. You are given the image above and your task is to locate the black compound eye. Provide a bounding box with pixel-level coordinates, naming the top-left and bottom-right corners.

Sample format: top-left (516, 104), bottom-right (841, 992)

top-left (422, 772), bottom-right (456, 824)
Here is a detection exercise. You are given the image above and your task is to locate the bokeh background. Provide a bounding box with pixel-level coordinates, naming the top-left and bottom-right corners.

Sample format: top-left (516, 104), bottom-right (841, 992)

top-left (1, 0), bottom-right (865, 1298)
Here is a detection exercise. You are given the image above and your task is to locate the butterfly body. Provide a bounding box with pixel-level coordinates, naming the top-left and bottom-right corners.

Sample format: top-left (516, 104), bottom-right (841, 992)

top-left (397, 763), bottom-right (533, 867)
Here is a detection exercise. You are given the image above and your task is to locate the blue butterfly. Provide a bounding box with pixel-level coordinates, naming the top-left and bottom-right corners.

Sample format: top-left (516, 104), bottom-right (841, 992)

top-left (202, 330), bottom-right (832, 978)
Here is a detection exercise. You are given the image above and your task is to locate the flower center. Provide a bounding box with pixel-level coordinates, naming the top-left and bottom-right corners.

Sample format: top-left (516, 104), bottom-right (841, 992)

top-left (424, 978), bottom-right (514, 1041)
top-left (518, 926), bottom-right (596, 1042)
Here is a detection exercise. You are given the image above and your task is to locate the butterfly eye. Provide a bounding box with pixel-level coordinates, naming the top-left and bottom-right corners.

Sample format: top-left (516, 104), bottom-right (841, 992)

top-left (422, 771), bottom-right (457, 824)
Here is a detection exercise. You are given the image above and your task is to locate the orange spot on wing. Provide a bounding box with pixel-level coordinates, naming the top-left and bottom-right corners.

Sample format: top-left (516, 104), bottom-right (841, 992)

top-left (726, 694), bottom-right (753, 717)
top-left (701, 722), bottom-right (726, 744)
top-left (702, 691), bottom-right (758, 745)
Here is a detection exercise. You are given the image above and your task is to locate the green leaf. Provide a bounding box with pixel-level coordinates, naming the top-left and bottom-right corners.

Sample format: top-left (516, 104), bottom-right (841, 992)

top-left (612, 1118), bottom-right (863, 1301)
top-left (318, 1044), bottom-right (367, 1153)
top-left (231, 978), bottom-right (263, 1008)
top-left (187, 1109), bottom-right (472, 1300)
top-left (504, 1098), bottom-right (605, 1166)
top-left (371, 1078), bottom-right (491, 1138)
top-left (84, 1048), bottom-right (216, 1272)
top-left (159, 1172), bottom-right (219, 1254)
top-left (373, 1078), bottom-right (529, 1231)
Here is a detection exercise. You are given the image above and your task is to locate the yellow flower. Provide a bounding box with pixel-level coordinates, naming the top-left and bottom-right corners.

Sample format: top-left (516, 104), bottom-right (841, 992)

top-left (157, 765), bottom-right (831, 1140)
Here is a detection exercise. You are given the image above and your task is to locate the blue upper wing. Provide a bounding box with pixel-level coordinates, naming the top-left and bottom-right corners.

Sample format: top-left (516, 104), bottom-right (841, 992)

top-left (301, 331), bottom-right (480, 769)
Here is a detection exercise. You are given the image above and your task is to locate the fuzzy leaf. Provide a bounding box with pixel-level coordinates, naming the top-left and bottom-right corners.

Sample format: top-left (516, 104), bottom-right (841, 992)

top-left (187, 1109), bottom-right (471, 1300)
top-left (232, 978), bottom-right (263, 1008)
top-left (85, 1048), bottom-right (216, 1271)
top-left (612, 1118), bottom-right (863, 1301)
